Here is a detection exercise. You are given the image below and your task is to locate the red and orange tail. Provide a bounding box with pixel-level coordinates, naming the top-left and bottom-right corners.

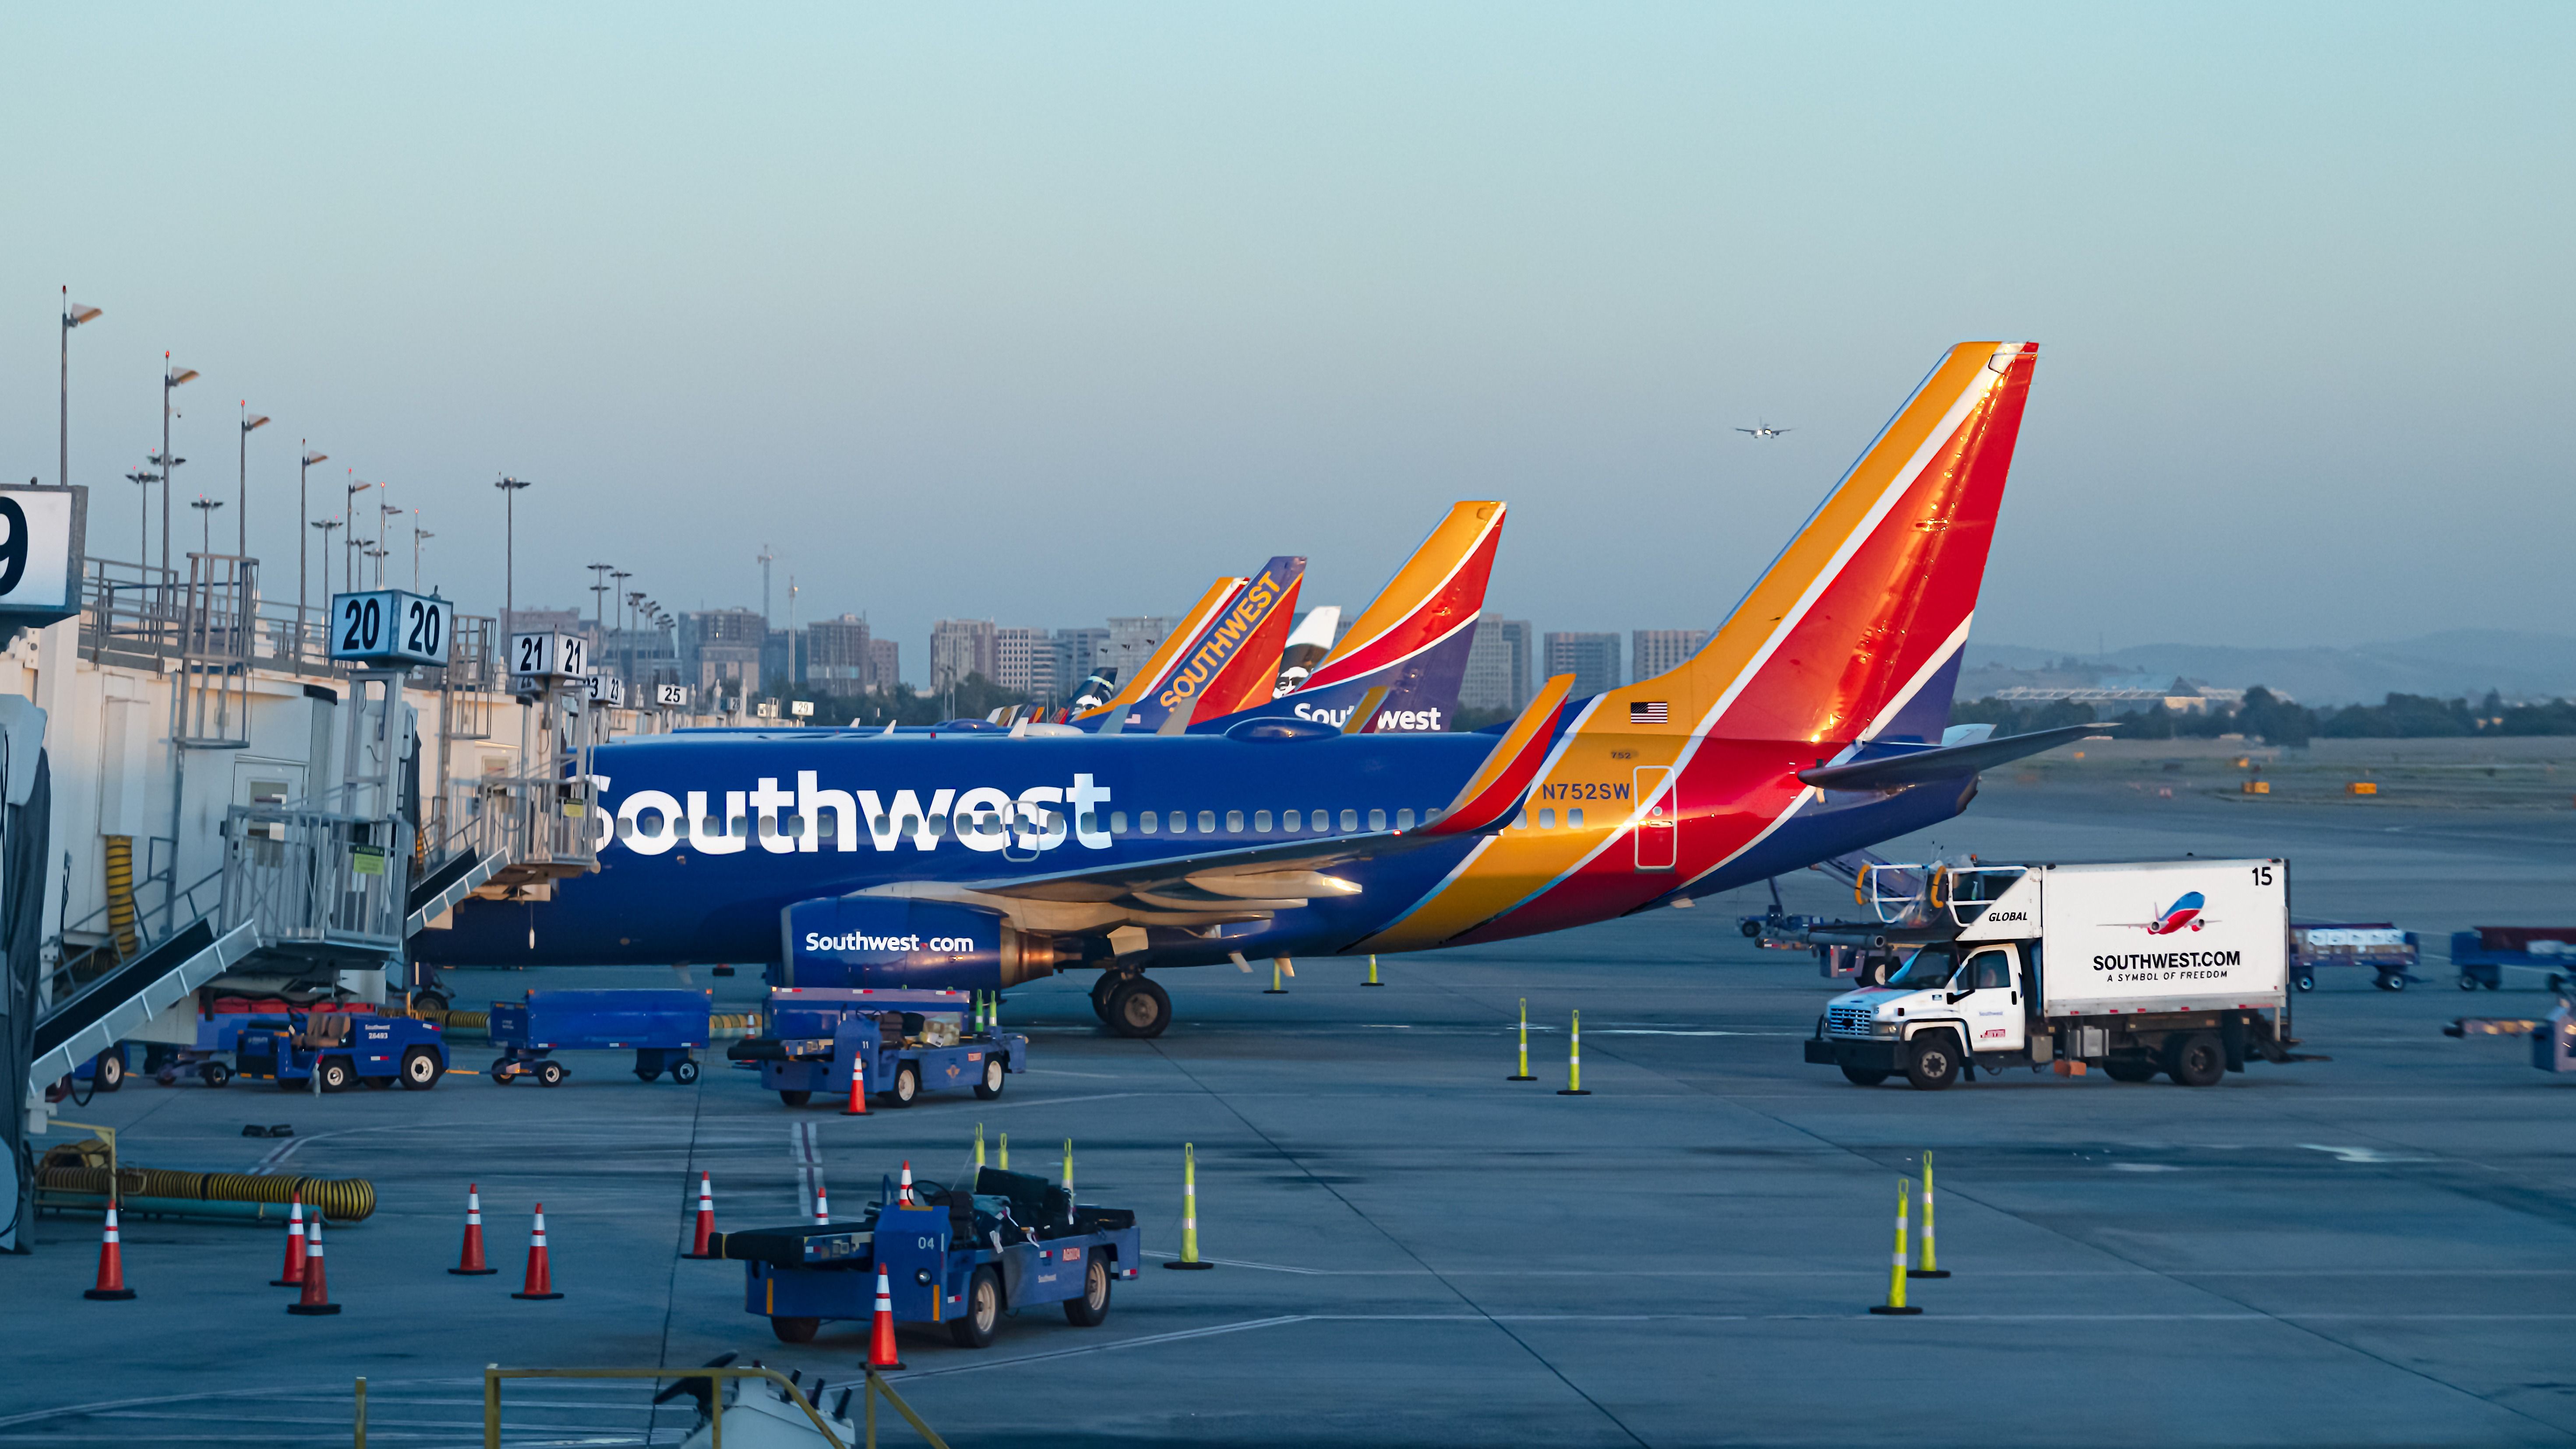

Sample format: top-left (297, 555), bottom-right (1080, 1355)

top-left (1359, 342), bottom-right (2038, 952)
top-left (1651, 340), bottom-right (2036, 745)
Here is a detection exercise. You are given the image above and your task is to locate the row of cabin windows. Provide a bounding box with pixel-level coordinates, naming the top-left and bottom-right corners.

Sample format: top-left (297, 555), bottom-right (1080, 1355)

top-left (1513, 807), bottom-right (1586, 830)
top-left (620, 804), bottom-right (1436, 842)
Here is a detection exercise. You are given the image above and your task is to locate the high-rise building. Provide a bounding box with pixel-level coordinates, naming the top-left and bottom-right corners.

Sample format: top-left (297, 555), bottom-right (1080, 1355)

top-left (679, 608), bottom-right (766, 697)
top-left (994, 627), bottom-right (1055, 701)
top-left (762, 628), bottom-right (797, 691)
top-left (1053, 627), bottom-right (1112, 701)
top-left (805, 613), bottom-right (874, 691)
top-left (867, 638), bottom-right (900, 693)
top-left (1543, 631), bottom-right (1623, 698)
top-left (930, 618), bottom-right (997, 692)
top-left (1105, 616), bottom-right (1172, 695)
top-left (1461, 619), bottom-right (1532, 712)
top-left (1631, 629), bottom-right (1711, 684)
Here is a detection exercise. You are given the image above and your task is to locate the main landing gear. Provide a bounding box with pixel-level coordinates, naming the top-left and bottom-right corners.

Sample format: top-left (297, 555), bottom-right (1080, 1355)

top-left (1092, 971), bottom-right (1171, 1039)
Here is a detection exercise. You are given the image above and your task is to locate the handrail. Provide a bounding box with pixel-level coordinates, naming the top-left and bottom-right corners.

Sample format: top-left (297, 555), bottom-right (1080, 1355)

top-left (42, 865), bottom-right (224, 1006)
top-left (479, 1365), bottom-right (949, 1449)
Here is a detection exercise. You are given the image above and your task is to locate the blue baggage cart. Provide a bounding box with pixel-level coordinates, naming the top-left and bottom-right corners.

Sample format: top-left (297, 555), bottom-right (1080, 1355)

top-left (489, 988), bottom-right (712, 1086)
top-left (726, 987), bottom-right (1027, 1107)
top-left (709, 1163), bottom-right (1141, 1347)
top-left (234, 1012), bottom-right (450, 1091)
top-left (2449, 928), bottom-right (2576, 992)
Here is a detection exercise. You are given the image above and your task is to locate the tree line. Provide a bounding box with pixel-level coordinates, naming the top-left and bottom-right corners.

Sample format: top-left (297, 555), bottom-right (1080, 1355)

top-left (1952, 688), bottom-right (2576, 746)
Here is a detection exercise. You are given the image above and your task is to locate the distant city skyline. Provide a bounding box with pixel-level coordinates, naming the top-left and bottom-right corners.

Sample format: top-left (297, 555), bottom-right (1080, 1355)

top-left (7, 7), bottom-right (2569, 664)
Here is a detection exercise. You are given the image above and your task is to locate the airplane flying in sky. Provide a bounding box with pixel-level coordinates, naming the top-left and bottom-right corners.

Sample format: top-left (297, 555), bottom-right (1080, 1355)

top-left (1736, 422), bottom-right (1792, 439)
top-left (423, 344), bottom-right (2065, 1039)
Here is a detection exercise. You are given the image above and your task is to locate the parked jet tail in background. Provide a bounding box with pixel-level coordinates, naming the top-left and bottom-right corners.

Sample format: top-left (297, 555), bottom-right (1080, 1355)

top-left (1197, 500), bottom-right (1505, 735)
top-left (1073, 557), bottom-right (1307, 735)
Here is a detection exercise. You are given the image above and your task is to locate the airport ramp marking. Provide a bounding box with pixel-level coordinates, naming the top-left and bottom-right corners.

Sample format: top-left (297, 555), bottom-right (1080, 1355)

top-left (2297, 1144), bottom-right (2435, 1164)
top-left (792, 1120), bottom-right (825, 1220)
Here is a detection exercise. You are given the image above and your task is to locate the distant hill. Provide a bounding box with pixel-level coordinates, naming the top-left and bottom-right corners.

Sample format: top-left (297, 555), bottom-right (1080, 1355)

top-left (1960, 630), bottom-right (2576, 706)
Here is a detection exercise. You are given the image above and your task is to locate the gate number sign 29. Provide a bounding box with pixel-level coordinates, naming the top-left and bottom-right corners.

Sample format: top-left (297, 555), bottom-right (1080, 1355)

top-left (329, 590), bottom-right (452, 666)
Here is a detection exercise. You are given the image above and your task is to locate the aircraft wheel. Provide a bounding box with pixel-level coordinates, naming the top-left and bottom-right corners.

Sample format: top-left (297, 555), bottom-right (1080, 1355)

top-left (1089, 973), bottom-right (1119, 1022)
top-left (1105, 977), bottom-right (1171, 1039)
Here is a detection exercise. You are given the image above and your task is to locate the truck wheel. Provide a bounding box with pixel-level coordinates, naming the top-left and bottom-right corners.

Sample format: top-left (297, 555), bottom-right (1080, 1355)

top-left (769, 1316), bottom-right (821, 1344)
top-left (1063, 1255), bottom-right (1112, 1327)
top-left (671, 1058), bottom-right (700, 1086)
top-left (1105, 977), bottom-right (1172, 1039)
top-left (890, 1064), bottom-right (921, 1107)
top-left (973, 1056), bottom-right (1006, 1100)
top-left (1902, 1032), bottom-right (1961, 1092)
top-left (318, 1057), bottom-right (355, 1093)
top-left (2376, 973), bottom-right (2405, 992)
top-left (95, 1053), bottom-right (124, 1093)
top-left (950, 1266), bottom-right (1002, 1348)
top-left (201, 1062), bottom-right (233, 1088)
top-left (535, 1060), bottom-right (566, 1088)
top-left (2294, 974), bottom-right (2314, 993)
top-left (778, 1090), bottom-right (812, 1106)
top-left (413, 989), bottom-right (452, 1014)
top-left (2167, 1032), bottom-right (2225, 1087)
top-left (2458, 975), bottom-right (2479, 992)
top-left (399, 1047), bottom-right (441, 1090)
top-left (2103, 1056), bottom-right (2158, 1083)
top-left (1740, 920), bottom-right (1762, 938)
top-left (1839, 1065), bottom-right (1889, 1086)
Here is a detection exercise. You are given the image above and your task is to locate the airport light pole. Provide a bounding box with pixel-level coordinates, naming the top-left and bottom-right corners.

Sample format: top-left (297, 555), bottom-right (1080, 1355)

top-left (236, 405), bottom-right (269, 557)
top-left (60, 291), bottom-right (101, 490)
top-left (344, 476), bottom-right (369, 592)
top-left (312, 518), bottom-right (342, 606)
top-left (413, 517), bottom-right (431, 591)
top-left (612, 573), bottom-right (632, 684)
top-left (588, 563), bottom-right (614, 656)
top-left (191, 496), bottom-right (223, 557)
top-left (378, 501), bottom-right (403, 587)
top-left (365, 544), bottom-right (388, 589)
top-left (124, 466), bottom-right (158, 566)
top-left (495, 476), bottom-right (531, 629)
top-left (297, 447), bottom-right (327, 628)
top-left (161, 356), bottom-right (199, 589)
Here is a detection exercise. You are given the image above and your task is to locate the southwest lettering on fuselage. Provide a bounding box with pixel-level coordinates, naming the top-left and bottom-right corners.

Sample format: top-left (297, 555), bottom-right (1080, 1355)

top-left (1290, 702), bottom-right (1444, 732)
top-left (801, 931), bottom-right (979, 954)
top-left (1157, 570), bottom-right (1284, 710)
top-left (612, 772), bottom-right (1117, 856)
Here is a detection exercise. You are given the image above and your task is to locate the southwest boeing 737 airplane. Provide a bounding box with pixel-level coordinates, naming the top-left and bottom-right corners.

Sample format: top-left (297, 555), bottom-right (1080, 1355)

top-left (424, 343), bottom-right (2080, 1037)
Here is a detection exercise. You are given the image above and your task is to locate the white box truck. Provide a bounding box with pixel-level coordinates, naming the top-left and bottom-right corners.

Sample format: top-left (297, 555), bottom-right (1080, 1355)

top-left (1802, 859), bottom-right (2312, 1091)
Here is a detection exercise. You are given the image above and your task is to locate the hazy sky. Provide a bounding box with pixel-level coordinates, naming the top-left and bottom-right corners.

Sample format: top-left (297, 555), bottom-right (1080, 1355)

top-left (5, 4), bottom-right (2569, 684)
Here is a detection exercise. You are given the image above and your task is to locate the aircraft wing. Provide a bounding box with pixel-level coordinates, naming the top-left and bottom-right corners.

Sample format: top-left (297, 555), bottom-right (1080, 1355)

top-left (1796, 723), bottom-right (2107, 791)
top-left (861, 676), bottom-right (1574, 932)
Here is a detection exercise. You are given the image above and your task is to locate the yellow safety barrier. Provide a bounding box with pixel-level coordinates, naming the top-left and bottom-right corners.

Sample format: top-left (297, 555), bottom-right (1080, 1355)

top-left (1870, 1178), bottom-right (1921, 1315)
top-left (2347, 781), bottom-right (2378, 796)
top-left (1557, 1010), bottom-right (1589, 1096)
top-left (353, 1376), bottom-right (367, 1449)
top-left (479, 1364), bottom-right (948, 1449)
top-left (1165, 1142), bottom-right (1213, 1270)
top-left (1909, 1152), bottom-right (1948, 1279)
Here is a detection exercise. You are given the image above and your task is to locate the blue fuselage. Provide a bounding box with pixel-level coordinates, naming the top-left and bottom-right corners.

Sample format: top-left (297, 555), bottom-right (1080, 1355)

top-left (417, 727), bottom-right (1975, 970)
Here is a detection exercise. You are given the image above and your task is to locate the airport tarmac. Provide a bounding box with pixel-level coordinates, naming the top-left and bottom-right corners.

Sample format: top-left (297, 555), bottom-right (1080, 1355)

top-left (7, 779), bottom-right (2574, 1447)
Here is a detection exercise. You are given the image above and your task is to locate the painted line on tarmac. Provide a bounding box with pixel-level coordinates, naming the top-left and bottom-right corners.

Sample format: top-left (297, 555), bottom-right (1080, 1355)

top-left (1140, 1253), bottom-right (2576, 1280)
top-left (792, 1121), bottom-right (825, 1220)
top-left (895, 1315), bottom-right (1312, 1379)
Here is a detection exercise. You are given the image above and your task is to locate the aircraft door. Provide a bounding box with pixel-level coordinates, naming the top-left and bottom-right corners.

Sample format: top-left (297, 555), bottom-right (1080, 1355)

top-left (1632, 767), bottom-right (1676, 871)
top-left (1957, 945), bottom-right (2025, 1054)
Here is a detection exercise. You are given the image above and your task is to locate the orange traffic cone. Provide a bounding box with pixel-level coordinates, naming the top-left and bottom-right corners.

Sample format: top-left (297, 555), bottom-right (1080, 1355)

top-left (511, 1203), bottom-right (564, 1300)
top-left (814, 1184), bottom-right (831, 1226)
top-left (84, 1202), bottom-right (136, 1300)
top-left (270, 1195), bottom-right (307, 1286)
top-left (865, 1263), bottom-right (905, 1370)
top-left (897, 1160), bottom-right (914, 1206)
top-left (839, 1050), bottom-right (868, 1115)
top-left (287, 1214), bottom-right (340, 1315)
top-left (449, 1183), bottom-right (496, 1275)
top-left (684, 1172), bottom-right (716, 1259)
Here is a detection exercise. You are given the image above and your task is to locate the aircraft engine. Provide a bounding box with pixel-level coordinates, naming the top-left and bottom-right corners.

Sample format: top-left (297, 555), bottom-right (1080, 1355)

top-left (780, 896), bottom-right (1065, 991)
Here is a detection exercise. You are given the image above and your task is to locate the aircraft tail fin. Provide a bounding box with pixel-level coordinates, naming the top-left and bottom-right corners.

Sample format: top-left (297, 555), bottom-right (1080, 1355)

top-left (1199, 501), bottom-right (1506, 734)
top-left (1614, 342), bottom-right (2038, 749)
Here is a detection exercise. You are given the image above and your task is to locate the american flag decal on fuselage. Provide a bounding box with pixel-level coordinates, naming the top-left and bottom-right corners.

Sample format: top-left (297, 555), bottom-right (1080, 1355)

top-left (1629, 702), bottom-right (1668, 724)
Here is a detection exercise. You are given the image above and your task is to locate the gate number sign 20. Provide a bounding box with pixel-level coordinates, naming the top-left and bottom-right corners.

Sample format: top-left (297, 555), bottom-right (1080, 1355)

top-left (330, 590), bottom-right (451, 666)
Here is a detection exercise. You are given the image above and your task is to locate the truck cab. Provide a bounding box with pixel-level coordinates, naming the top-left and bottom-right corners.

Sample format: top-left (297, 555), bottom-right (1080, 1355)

top-left (1813, 940), bottom-right (2031, 1090)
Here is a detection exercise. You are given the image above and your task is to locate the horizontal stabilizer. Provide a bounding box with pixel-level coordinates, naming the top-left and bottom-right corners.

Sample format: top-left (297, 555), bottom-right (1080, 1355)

top-left (1796, 723), bottom-right (2107, 791)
